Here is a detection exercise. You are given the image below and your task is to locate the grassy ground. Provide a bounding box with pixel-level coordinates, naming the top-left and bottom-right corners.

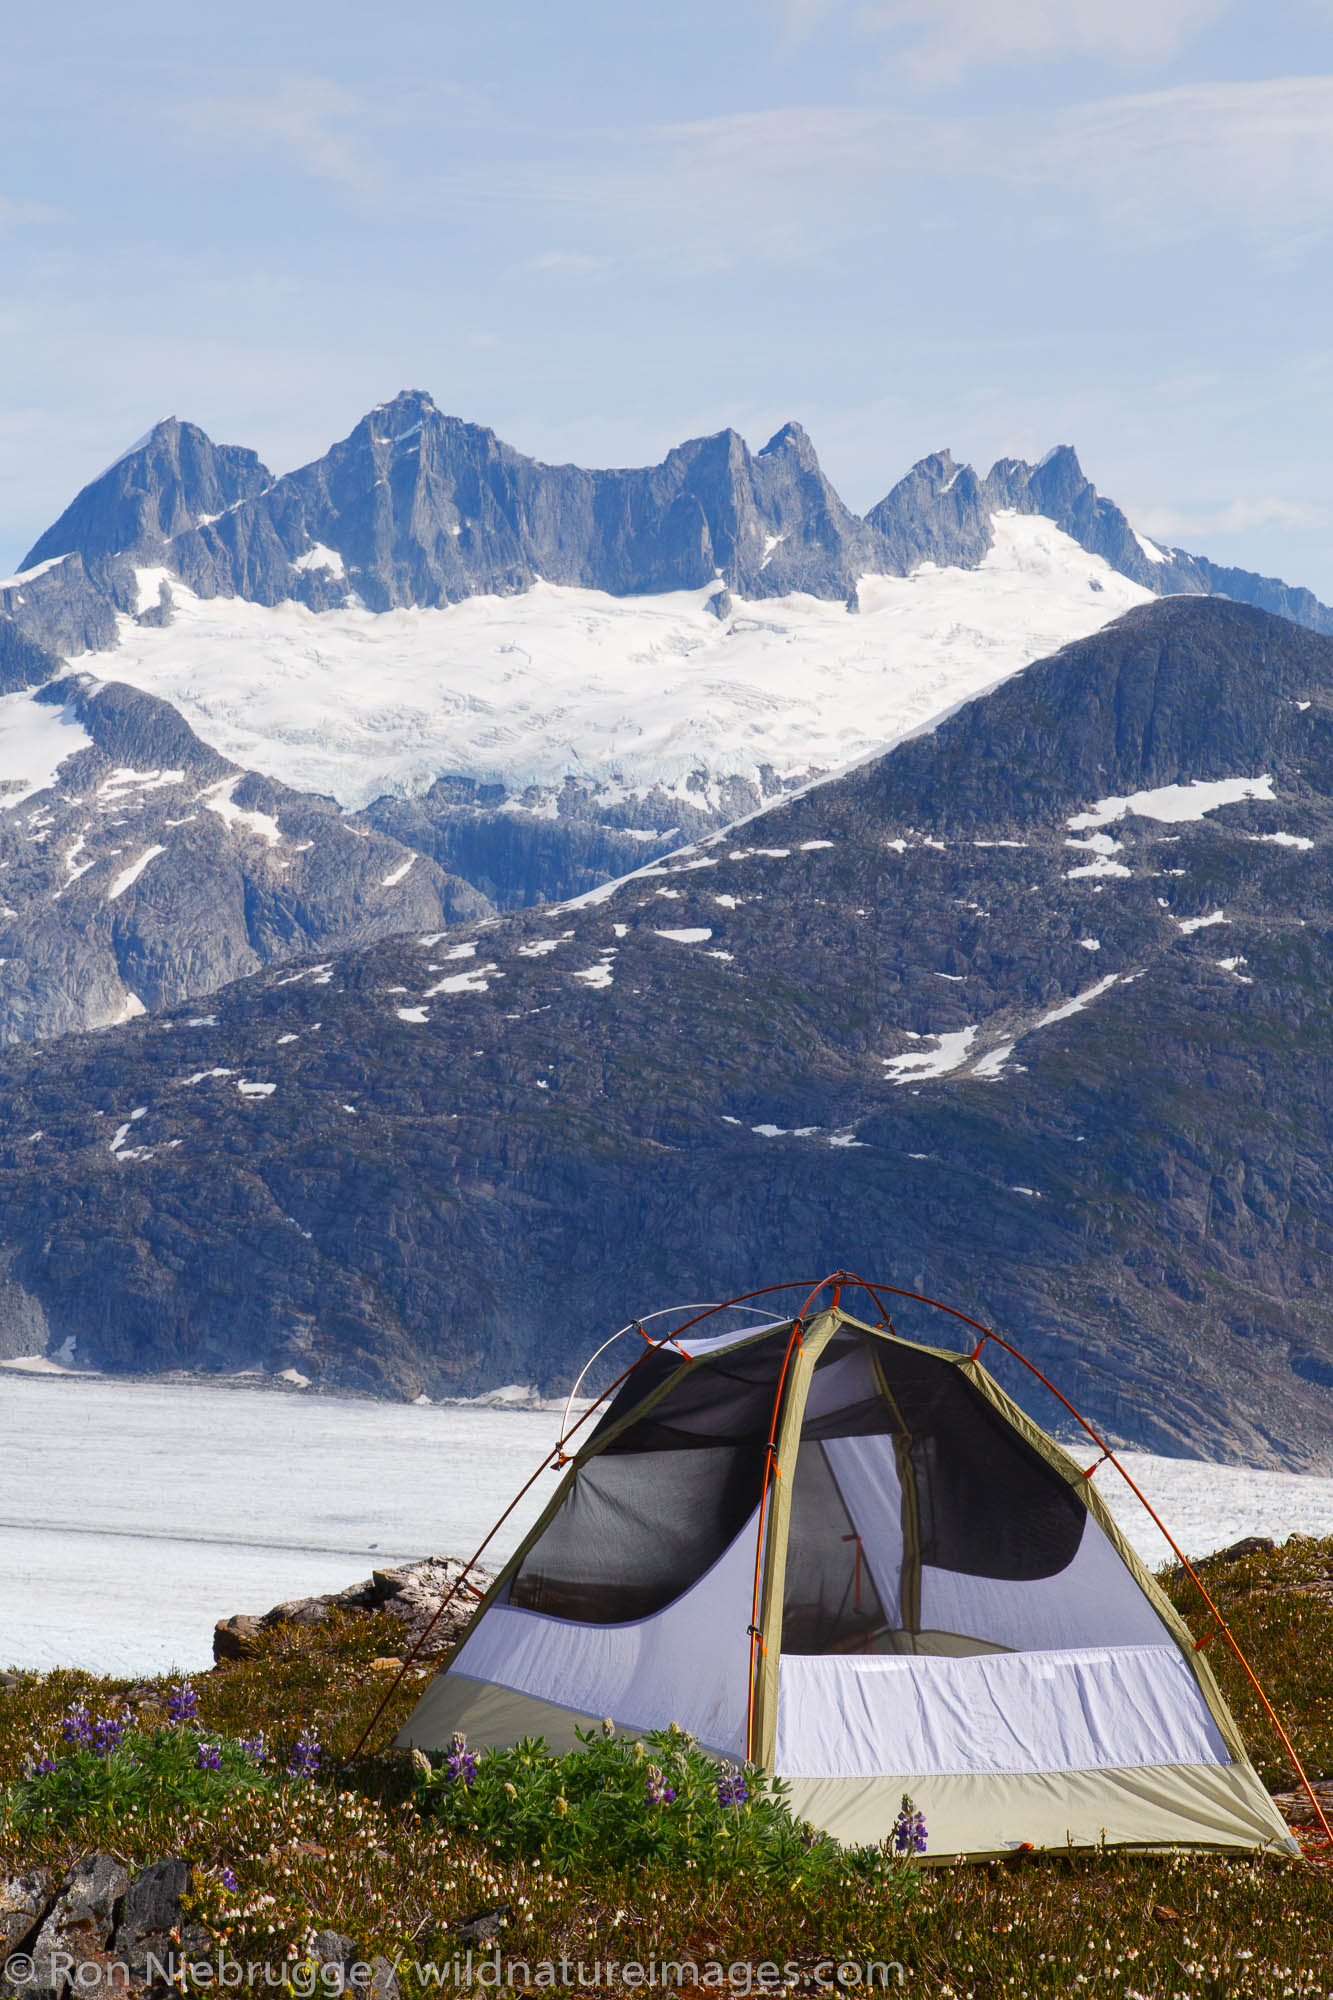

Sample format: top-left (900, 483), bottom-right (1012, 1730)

top-left (3, 1540), bottom-right (1333, 1999)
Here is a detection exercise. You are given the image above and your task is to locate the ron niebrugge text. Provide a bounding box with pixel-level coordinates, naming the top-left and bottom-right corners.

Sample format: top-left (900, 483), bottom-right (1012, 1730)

top-left (3, 1953), bottom-right (906, 1992)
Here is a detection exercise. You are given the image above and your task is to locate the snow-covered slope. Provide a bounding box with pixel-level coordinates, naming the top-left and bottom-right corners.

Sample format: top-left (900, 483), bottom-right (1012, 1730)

top-left (90, 514), bottom-right (1152, 812)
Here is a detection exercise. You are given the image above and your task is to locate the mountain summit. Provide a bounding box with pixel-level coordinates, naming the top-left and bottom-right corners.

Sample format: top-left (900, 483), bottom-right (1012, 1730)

top-left (6, 399), bottom-right (1333, 664)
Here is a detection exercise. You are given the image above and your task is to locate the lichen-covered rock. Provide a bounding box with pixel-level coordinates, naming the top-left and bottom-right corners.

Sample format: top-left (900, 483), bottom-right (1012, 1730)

top-left (0, 1869), bottom-right (51, 1956)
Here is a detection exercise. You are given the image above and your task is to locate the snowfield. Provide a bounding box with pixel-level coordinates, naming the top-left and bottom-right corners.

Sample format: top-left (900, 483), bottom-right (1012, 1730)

top-left (2, 1372), bottom-right (1333, 1676)
top-left (0, 689), bottom-right (93, 809)
top-left (74, 515), bottom-right (1152, 811)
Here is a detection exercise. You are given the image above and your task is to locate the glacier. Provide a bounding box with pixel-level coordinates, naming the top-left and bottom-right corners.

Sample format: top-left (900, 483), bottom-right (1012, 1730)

top-left (81, 514), bottom-right (1153, 813)
top-left (3, 1371), bottom-right (1332, 1677)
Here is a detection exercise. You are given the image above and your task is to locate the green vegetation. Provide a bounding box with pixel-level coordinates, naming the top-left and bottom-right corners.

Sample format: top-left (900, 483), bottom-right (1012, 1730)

top-left (1, 1555), bottom-right (1331, 1997)
top-left (414, 1721), bottom-right (915, 1889)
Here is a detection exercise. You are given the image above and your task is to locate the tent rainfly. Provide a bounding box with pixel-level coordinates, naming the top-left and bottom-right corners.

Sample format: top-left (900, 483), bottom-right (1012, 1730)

top-left (397, 1296), bottom-right (1300, 1859)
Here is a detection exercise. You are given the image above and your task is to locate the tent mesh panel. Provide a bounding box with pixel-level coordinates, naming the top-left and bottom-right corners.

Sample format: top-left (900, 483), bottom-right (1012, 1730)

top-left (508, 1325), bottom-right (794, 1624)
top-left (781, 1333), bottom-right (1088, 1653)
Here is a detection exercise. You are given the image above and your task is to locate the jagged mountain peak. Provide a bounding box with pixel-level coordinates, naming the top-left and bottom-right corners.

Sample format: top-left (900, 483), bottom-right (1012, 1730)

top-left (20, 418), bottom-right (272, 573)
top-left (369, 387), bottom-right (440, 418)
top-left (757, 419), bottom-right (817, 462)
top-left (9, 401), bottom-right (1333, 663)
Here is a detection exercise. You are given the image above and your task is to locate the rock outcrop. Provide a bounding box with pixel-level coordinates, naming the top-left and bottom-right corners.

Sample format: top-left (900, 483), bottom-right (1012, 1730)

top-left (0, 675), bottom-right (489, 1045)
top-left (214, 1556), bottom-right (494, 1665)
top-left (0, 1856), bottom-right (205, 2000)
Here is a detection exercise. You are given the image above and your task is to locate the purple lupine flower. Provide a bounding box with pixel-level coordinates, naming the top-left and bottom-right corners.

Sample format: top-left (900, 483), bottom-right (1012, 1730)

top-left (645, 1764), bottom-right (677, 1806)
top-left (92, 1712), bottom-right (128, 1754)
top-left (890, 1795), bottom-right (927, 1855)
top-left (717, 1768), bottom-right (749, 1808)
top-left (218, 1867), bottom-right (238, 1891)
top-left (443, 1732), bottom-right (479, 1787)
top-left (196, 1742), bottom-right (223, 1771)
top-left (238, 1732), bottom-right (268, 1764)
top-left (286, 1730), bottom-right (322, 1779)
top-left (60, 1703), bottom-right (93, 1747)
top-left (32, 1752), bottom-right (57, 1775)
top-left (167, 1681), bottom-right (199, 1724)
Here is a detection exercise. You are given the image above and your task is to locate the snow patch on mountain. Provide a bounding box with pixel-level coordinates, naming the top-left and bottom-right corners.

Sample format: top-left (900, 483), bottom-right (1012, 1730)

top-left (0, 552), bottom-right (74, 589)
top-left (107, 845), bottom-right (165, 900)
top-left (0, 691), bottom-right (93, 810)
top-left (292, 543), bottom-right (347, 579)
top-left (1069, 775), bottom-right (1276, 831)
top-left (884, 1025), bottom-right (978, 1082)
top-left (201, 776), bottom-right (282, 846)
top-left (75, 518), bottom-right (1152, 812)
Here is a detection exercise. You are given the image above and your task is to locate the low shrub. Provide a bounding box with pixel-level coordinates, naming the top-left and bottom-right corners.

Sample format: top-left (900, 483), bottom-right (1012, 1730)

top-left (0, 1682), bottom-right (315, 1838)
top-left (414, 1721), bottom-right (923, 1896)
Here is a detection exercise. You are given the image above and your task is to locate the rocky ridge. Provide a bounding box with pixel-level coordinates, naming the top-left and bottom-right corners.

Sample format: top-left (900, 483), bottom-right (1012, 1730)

top-left (0, 677), bottom-right (488, 1046)
top-left (8, 402), bottom-right (1332, 659)
top-left (5, 398), bottom-right (1332, 924)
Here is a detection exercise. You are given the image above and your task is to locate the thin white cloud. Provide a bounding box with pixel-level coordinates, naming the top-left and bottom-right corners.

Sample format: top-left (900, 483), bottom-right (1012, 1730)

top-left (1044, 76), bottom-right (1333, 240)
top-left (1135, 496), bottom-right (1331, 543)
top-left (496, 106), bottom-right (966, 272)
top-left (175, 77), bottom-right (383, 196)
top-left (491, 73), bottom-right (1333, 274)
top-left (778, 0), bottom-right (1231, 79)
top-left (0, 196), bottom-right (60, 229)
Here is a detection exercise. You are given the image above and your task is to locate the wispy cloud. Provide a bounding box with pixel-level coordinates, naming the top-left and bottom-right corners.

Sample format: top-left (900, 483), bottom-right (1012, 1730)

top-left (175, 76), bottom-right (384, 196)
top-left (776, 0), bottom-right (1232, 80)
top-left (486, 68), bottom-right (1333, 277)
top-left (1136, 495), bottom-right (1331, 543)
top-left (493, 106), bottom-right (965, 273)
top-left (1043, 75), bottom-right (1333, 241)
top-left (0, 196), bottom-right (61, 229)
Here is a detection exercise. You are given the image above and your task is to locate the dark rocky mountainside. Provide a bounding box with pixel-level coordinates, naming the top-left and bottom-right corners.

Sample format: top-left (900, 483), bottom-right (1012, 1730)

top-left (0, 597), bottom-right (1330, 1467)
top-left (5, 398), bottom-right (1332, 665)
top-left (354, 772), bottom-right (750, 912)
top-left (0, 677), bottom-right (489, 1044)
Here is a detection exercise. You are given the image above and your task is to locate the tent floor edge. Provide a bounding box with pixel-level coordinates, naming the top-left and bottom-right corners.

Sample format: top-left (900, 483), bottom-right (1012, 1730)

top-left (393, 1669), bottom-right (742, 1762)
top-left (396, 1677), bottom-right (1298, 1863)
top-left (783, 1761), bottom-right (1299, 1859)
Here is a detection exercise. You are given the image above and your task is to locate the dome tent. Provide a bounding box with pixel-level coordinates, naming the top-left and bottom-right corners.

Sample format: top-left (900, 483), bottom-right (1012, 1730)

top-left (396, 1284), bottom-right (1299, 1859)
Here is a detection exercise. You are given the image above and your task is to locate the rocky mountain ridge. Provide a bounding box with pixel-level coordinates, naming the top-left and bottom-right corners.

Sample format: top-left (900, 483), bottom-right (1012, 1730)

top-left (0, 596), bottom-right (1330, 1467)
top-left (0, 676), bottom-right (488, 1044)
top-left (3, 397), bottom-right (1330, 925)
top-left (6, 397), bottom-right (1332, 666)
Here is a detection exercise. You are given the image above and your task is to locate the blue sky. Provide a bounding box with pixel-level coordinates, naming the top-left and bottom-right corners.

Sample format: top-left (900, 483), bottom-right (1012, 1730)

top-left (4, 0), bottom-right (1333, 592)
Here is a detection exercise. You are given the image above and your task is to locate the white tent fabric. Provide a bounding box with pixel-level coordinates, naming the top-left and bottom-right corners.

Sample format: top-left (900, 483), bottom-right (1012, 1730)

top-left (919, 1517), bottom-right (1170, 1652)
top-left (774, 1643), bottom-right (1230, 1779)
top-left (450, 1511), bottom-right (759, 1756)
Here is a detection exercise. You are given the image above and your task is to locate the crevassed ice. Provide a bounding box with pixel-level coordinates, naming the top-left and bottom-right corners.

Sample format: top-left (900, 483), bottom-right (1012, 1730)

top-left (98, 518), bottom-right (1153, 812)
